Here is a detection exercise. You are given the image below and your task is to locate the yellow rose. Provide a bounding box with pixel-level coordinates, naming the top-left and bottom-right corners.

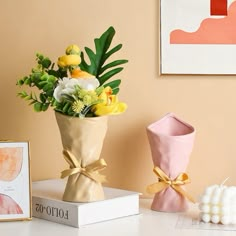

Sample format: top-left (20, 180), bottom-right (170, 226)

top-left (57, 54), bottom-right (81, 68)
top-left (66, 44), bottom-right (80, 55)
top-left (92, 87), bottom-right (127, 116)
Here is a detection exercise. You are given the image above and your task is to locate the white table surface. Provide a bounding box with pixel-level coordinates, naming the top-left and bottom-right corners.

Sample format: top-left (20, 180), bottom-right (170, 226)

top-left (1, 199), bottom-right (236, 236)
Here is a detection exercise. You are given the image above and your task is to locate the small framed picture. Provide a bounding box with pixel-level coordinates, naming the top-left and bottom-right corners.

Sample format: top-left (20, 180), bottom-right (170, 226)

top-left (0, 141), bottom-right (31, 221)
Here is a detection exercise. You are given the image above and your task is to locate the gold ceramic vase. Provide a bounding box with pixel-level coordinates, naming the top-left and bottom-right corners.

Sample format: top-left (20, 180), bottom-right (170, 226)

top-left (55, 112), bottom-right (108, 203)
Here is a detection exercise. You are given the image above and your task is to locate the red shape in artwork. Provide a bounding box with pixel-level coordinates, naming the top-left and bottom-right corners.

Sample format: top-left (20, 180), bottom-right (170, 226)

top-left (211, 0), bottom-right (227, 16)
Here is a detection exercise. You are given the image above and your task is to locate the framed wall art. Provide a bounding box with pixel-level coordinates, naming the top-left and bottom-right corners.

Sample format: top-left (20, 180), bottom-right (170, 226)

top-left (160, 0), bottom-right (236, 75)
top-left (0, 141), bottom-right (31, 221)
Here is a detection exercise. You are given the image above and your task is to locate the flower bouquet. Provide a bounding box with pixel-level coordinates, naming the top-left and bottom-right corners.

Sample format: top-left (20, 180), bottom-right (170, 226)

top-left (16, 26), bottom-right (128, 202)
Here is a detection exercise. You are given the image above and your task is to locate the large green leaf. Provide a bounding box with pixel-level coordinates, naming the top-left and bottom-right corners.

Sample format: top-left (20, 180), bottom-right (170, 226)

top-left (80, 26), bottom-right (128, 92)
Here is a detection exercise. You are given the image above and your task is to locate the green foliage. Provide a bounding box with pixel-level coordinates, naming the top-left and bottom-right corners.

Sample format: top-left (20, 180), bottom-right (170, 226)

top-left (80, 26), bottom-right (128, 91)
top-left (16, 54), bottom-right (59, 112)
top-left (17, 91), bottom-right (51, 112)
top-left (54, 101), bottom-right (74, 116)
top-left (16, 26), bottom-right (128, 115)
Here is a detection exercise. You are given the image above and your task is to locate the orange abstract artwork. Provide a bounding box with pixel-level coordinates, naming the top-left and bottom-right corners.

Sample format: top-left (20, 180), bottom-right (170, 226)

top-left (0, 147), bottom-right (23, 181)
top-left (0, 194), bottom-right (23, 214)
top-left (170, 1), bottom-right (236, 44)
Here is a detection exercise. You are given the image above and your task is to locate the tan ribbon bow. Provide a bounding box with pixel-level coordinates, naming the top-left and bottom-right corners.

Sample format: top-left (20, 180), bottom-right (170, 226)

top-left (147, 166), bottom-right (195, 203)
top-left (61, 149), bottom-right (107, 183)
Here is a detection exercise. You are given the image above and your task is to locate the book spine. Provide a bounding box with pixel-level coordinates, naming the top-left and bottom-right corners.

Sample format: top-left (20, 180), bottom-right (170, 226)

top-left (32, 196), bottom-right (78, 227)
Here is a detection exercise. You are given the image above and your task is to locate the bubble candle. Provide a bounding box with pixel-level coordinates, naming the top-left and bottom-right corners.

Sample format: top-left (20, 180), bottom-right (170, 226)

top-left (199, 181), bottom-right (236, 225)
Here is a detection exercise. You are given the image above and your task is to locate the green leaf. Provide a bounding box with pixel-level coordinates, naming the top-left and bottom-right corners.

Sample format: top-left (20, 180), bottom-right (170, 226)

top-left (17, 91), bottom-right (28, 98)
top-left (24, 95), bottom-right (32, 100)
top-left (43, 83), bottom-right (53, 92)
top-left (42, 103), bottom-right (49, 111)
top-left (41, 57), bottom-right (51, 68)
top-left (48, 75), bottom-right (57, 83)
top-left (24, 78), bottom-right (32, 85)
top-left (40, 73), bottom-right (49, 81)
top-left (36, 53), bottom-right (44, 60)
top-left (84, 47), bottom-right (97, 75)
top-left (95, 86), bottom-right (104, 95)
top-left (100, 60), bottom-right (128, 74)
top-left (99, 67), bottom-right (123, 85)
top-left (104, 44), bottom-right (122, 61)
top-left (85, 47), bottom-right (96, 62)
top-left (45, 89), bottom-right (54, 97)
top-left (16, 79), bottom-right (24, 86)
top-left (38, 81), bottom-right (48, 87)
top-left (112, 87), bottom-right (120, 95)
top-left (80, 26), bottom-right (128, 91)
top-left (32, 92), bottom-right (38, 100)
top-left (40, 93), bottom-right (47, 103)
top-left (96, 26), bottom-right (115, 55)
top-left (103, 79), bottom-right (121, 90)
top-left (34, 102), bottom-right (43, 112)
top-left (79, 52), bottom-right (89, 71)
top-left (31, 72), bottom-right (41, 82)
top-left (29, 100), bottom-right (38, 105)
top-left (62, 102), bottom-right (70, 113)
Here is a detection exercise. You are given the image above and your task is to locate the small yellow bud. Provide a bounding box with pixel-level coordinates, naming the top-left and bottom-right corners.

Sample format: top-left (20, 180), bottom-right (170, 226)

top-left (66, 45), bottom-right (80, 55)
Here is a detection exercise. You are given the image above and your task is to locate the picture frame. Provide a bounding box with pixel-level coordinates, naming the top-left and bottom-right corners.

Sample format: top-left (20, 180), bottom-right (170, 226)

top-left (0, 141), bottom-right (31, 221)
top-left (160, 0), bottom-right (236, 75)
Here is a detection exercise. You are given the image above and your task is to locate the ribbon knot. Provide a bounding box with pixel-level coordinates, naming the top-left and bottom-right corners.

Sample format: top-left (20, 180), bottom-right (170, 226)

top-left (61, 149), bottom-right (107, 183)
top-left (147, 166), bottom-right (195, 203)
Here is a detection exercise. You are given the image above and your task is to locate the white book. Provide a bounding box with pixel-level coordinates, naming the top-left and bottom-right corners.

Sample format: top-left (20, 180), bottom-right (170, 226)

top-left (32, 179), bottom-right (140, 227)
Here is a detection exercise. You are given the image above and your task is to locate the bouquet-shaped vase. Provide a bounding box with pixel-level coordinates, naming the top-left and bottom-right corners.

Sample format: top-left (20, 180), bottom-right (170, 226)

top-left (146, 113), bottom-right (195, 212)
top-left (55, 112), bottom-right (108, 202)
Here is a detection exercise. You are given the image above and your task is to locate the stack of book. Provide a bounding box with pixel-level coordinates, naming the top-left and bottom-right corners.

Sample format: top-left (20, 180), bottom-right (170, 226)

top-left (32, 179), bottom-right (140, 227)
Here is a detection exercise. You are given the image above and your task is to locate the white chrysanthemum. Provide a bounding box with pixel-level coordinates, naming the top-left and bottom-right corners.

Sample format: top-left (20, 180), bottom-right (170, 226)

top-left (53, 77), bottom-right (77, 102)
top-left (53, 77), bottom-right (100, 102)
top-left (72, 77), bottom-right (100, 91)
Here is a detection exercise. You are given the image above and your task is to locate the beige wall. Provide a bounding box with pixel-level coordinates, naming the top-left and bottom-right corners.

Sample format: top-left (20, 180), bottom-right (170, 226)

top-left (1, 0), bottom-right (236, 199)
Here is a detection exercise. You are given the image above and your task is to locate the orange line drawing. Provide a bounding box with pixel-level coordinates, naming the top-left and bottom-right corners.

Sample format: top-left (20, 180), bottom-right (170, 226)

top-left (0, 148), bottom-right (23, 181)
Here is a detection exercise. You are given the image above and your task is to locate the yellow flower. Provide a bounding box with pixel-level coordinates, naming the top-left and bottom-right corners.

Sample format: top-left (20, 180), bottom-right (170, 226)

top-left (92, 87), bottom-right (127, 116)
top-left (57, 54), bottom-right (81, 68)
top-left (72, 100), bottom-right (84, 113)
top-left (66, 44), bottom-right (80, 55)
top-left (71, 68), bottom-right (94, 79)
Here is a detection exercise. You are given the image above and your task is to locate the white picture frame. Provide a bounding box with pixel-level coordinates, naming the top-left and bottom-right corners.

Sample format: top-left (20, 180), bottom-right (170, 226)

top-left (0, 141), bottom-right (31, 221)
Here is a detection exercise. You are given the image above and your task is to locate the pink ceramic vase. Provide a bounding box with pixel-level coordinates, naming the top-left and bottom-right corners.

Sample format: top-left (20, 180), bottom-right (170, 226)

top-left (146, 113), bottom-right (195, 212)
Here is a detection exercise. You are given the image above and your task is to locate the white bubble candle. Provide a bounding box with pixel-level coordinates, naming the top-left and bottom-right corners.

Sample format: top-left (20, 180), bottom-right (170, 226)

top-left (199, 181), bottom-right (236, 225)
